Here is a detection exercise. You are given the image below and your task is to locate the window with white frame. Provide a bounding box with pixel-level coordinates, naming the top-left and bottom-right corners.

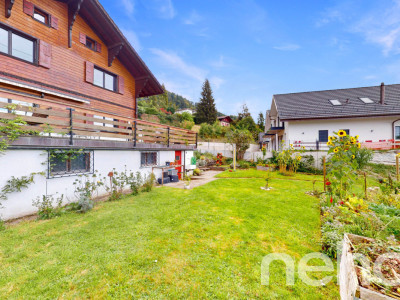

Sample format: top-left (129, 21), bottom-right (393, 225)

top-left (141, 152), bottom-right (158, 167)
top-left (49, 150), bottom-right (93, 178)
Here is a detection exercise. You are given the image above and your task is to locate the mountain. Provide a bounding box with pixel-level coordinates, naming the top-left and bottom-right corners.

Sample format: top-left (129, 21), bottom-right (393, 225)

top-left (167, 91), bottom-right (196, 109)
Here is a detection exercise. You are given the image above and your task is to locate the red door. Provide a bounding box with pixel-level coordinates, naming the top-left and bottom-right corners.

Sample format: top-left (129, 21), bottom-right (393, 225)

top-left (175, 150), bottom-right (182, 179)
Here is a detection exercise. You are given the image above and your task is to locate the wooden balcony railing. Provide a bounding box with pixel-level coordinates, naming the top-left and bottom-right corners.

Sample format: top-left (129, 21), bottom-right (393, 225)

top-left (0, 97), bottom-right (197, 149)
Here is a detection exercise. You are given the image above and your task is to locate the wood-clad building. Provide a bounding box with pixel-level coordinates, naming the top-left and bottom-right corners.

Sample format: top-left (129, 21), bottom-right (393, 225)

top-left (0, 0), bottom-right (163, 119)
top-left (0, 0), bottom-right (197, 221)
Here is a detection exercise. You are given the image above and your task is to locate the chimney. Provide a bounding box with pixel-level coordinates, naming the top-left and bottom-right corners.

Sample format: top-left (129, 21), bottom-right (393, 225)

top-left (380, 82), bottom-right (385, 104)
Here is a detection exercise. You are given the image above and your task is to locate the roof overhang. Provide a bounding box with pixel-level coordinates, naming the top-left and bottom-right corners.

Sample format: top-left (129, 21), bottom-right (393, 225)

top-left (56, 0), bottom-right (163, 98)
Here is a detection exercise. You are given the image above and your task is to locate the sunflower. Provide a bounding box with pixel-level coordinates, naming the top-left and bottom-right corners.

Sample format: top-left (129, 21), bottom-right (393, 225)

top-left (302, 146), bottom-right (306, 150)
top-left (357, 142), bottom-right (361, 149)
top-left (338, 130), bottom-right (347, 137)
top-left (328, 136), bottom-right (334, 141)
top-left (290, 144), bottom-right (293, 147)
top-left (350, 137), bottom-right (356, 144)
top-left (355, 135), bottom-right (359, 140)
top-left (297, 156), bottom-right (301, 161)
top-left (333, 147), bottom-right (339, 153)
top-left (351, 155), bottom-right (355, 159)
top-left (327, 141), bottom-right (333, 146)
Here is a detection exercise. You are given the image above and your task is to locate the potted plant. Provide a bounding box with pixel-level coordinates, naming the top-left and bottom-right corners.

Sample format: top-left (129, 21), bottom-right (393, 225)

top-left (184, 175), bottom-right (191, 190)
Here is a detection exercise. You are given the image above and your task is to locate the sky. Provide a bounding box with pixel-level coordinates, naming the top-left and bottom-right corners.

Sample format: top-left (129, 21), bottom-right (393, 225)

top-left (101, 0), bottom-right (400, 117)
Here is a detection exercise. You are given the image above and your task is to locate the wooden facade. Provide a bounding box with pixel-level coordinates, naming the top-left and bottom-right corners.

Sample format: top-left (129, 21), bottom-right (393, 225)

top-left (0, 0), bottom-right (197, 149)
top-left (0, 0), bottom-right (162, 119)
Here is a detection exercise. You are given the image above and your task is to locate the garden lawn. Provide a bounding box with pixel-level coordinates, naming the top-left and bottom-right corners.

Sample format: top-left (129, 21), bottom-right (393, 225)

top-left (0, 177), bottom-right (339, 299)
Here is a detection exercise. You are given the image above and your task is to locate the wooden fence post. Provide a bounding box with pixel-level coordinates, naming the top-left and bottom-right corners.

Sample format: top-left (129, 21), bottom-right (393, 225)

top-left (233, 144), bottom-right (236, 171)
top-left (364, 172), bottom-right (368, 200)
top-left (167, 127), bottom-right (170, 147)
top-left (67, 108), bottom-right (74, 146)
top-left (133, 121), bottom-right (137, 147)
top-left (397, 155), bottom-right (399, 181)
top-left (323, 156), bottom-right (326, 192)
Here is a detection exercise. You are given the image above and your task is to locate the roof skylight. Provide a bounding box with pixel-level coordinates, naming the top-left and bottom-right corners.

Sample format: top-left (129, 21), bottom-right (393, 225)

top-left (329, 99), bottom-right (342, 106)
top-left (359, 97), bottom-right (374, 104)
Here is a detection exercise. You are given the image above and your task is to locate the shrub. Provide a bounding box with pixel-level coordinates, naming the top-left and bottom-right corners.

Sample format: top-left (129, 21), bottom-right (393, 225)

top-left (32, 194), bottom-right (64, 220)
top-left (72, 173), bottom-right (104, 213)
top-left (238, 160), bottom-right (250, 169)
top-left (126, 171), bottom-right (143, 195)
top-left (106, 169), bottom-right (127, 201)
top-left (226, 128), bottom-right (253, 160)
top-left (193, 168), bottom-right (201, 176)
top-left (354, 148), bottom-right (373, 169)
top-left (0, 219), bottom-right (5, 231)
top-left (142, 173), bottom-right (156, 192)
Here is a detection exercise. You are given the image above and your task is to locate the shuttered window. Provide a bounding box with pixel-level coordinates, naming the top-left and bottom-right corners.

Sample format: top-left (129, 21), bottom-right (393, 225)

top-left (0, 24), bottom-right (37, 64)
top-left (80, 33), bottom-right (101, 53)
top-left (24, 1), bottom-right (58, 29)
top-left (93, 67), bottom-right (117, 92)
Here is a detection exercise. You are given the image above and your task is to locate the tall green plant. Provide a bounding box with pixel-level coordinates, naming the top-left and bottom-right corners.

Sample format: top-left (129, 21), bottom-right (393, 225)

top-left (326, 131), bottom-right (362, 202)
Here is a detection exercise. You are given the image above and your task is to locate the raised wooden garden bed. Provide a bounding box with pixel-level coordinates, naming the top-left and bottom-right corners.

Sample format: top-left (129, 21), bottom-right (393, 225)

top-left (340, 233), bottom-right (400, 300)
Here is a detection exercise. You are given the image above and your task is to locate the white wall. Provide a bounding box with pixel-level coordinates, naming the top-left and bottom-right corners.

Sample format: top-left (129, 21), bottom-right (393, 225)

top-left (197, 142), bottom-right (271, 160)
top-left (0, 149), bottom-right (194, 221)
top-left (286, 116), bottom-right (400, 144)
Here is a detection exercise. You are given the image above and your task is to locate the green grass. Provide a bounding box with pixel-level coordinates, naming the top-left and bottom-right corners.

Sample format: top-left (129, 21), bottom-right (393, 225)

top-left (216, 169), bottom-right (323, 181)
top-left (0, 178), bottom-right (339, 299)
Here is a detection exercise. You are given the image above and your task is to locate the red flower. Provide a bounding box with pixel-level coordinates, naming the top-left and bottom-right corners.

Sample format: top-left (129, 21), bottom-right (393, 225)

top-left (330, 197), bottom-right (333, 203)
top-left (339, 201), bottom-right (344, 205)
top-left (326, 181), bottom-right (331, 186)
top-left (229, 170), bottom-right (233, 172)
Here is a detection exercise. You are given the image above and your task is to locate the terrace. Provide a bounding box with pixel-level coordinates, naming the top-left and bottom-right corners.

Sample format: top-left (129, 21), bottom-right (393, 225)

top-left (0, 96), bottom-right (197, 150)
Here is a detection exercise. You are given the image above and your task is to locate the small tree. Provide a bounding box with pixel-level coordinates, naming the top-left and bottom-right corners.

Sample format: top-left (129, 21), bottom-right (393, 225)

top-left (257, 112), bottom-right (265, 131)
top-left (226, 128), bottom-right (254, 160)
top-left (195, 79), bottom-right (217, 124)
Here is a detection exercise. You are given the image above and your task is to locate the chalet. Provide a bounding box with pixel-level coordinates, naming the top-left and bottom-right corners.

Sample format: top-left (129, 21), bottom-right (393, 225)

top-left (0, 0), bottom-right (197, 220)
top-left (265, 83), bottom-right (400, 151)
top-left (217, 116), bottom-right (232, 127)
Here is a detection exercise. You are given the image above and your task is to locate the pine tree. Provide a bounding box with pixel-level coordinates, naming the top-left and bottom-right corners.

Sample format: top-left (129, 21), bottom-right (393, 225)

top-left (195, 79), bottom-right (217, 124)
top-left (257, 112), bottom-right (265, 131)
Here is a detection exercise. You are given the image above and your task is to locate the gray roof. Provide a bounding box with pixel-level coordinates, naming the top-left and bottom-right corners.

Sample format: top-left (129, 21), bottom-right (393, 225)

top-left (274, 83), bottom-right (400, 120)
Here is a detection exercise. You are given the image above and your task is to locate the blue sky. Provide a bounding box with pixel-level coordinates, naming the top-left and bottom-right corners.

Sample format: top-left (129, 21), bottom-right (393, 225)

top-left (101, 0), bottom-right (400, 117)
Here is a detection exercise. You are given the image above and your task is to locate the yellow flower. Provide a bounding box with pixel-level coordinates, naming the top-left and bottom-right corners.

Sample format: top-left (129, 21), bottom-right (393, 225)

top-left (355, 135), bottom-right (359, 140)
top-left (357, 143), bottom-right (361, 149)
top-left (338, 130), bottom-right (347, 137)
top-left (351, 155), bottom-right (355, 159)
top-left (327, 141), bottom-right (333, 146)
top-left (302, 146), bottom-right (306, 150)
top-left (333, 147), bottom-right (339, 153)
top-left (350, 137), bottom-right (356, 143)
top-left (297, 156), bottom-right (301, 161)
top-left (328, 136), bottom-right (333, 141)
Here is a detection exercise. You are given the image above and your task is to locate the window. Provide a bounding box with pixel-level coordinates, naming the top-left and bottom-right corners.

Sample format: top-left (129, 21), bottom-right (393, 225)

top-left (49, 151), bottom-right (93, 177)
top-left (93, 67), bottom-right (116, 91)
top-left (85, 36), bottom-right (96, 51)
top-left (342, 129), bottom-right (350, 135)
top-left (0, 24), bottom-right (36, 63)
top-left (33, 8), bottom-right (49, 25)
top-left (141, 152), bottom-right (158, 167)
top-left (329, 99), bottom-right (342, 106)
top-left (359, 97), bottom-right (374, 104)
top-left (0, 98), bottom-right (35, 115)
top-left (396, 126), bottom-right (400, 140)
top-left (319, 130), bottom-right (329, 142)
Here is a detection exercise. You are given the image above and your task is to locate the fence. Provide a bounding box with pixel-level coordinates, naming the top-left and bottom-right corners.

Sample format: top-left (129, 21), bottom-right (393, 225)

top-left (0, 98), bottom-right (197, 147)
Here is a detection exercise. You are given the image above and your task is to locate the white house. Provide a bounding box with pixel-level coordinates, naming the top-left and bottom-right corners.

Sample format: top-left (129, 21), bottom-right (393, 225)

top-left (176, 108), bottom-right (196, 115)
top-left (264, 83), bottom-right (400, 151)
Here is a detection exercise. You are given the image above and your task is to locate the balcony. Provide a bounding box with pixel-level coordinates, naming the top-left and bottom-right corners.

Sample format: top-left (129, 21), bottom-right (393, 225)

top-left (0, 98), bottom-right (197, 150)
top-left (265, 123), bottom-right (285, 135)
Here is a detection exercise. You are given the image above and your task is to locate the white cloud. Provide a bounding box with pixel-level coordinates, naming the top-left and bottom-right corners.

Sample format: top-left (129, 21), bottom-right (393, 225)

top-left (210, 55), bottom-right (227, 69)
top-left (210, 76), bottom-right (225, 89)
top-left (183, 11), bottom-right (201, 25)
top-left (316, 8), bottom-right (344, 27)
top-left (273, 44), bottom-right (300, 51)
top-left (153, 0), bottom-right (176, 19)
top-left (121, 28), bottom-right (141, 52)
top-left (120, 0), bottom-right (135, 15)
top-left (150, 48), bottom-right (207, 82)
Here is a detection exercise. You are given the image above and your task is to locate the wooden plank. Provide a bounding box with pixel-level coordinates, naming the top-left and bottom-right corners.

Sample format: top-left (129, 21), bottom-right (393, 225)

top-left (72, 113), bottom-right (133, 127)
top-left (72, 121), bottom-right (132, 133)
top-left (136, 124), bottom-right (167, 132)
top-left (136, 136), bottom-right (166, 143)
top-left (73, 129), bottom-right (132, 140)
top-left (20, 125), bottom-right (69, 135)
top-left (0, 102), bottom-right (70, 118)
top-left (0, 112), bottom-right (70, 127)
top-left (137, 130), bottom-right (168, 138)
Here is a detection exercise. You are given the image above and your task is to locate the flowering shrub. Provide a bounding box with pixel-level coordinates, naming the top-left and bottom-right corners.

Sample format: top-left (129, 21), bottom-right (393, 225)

top-left (326, 131), bottom-right (362, 202)
top-left (215, 153), bottom-right (224, 166)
